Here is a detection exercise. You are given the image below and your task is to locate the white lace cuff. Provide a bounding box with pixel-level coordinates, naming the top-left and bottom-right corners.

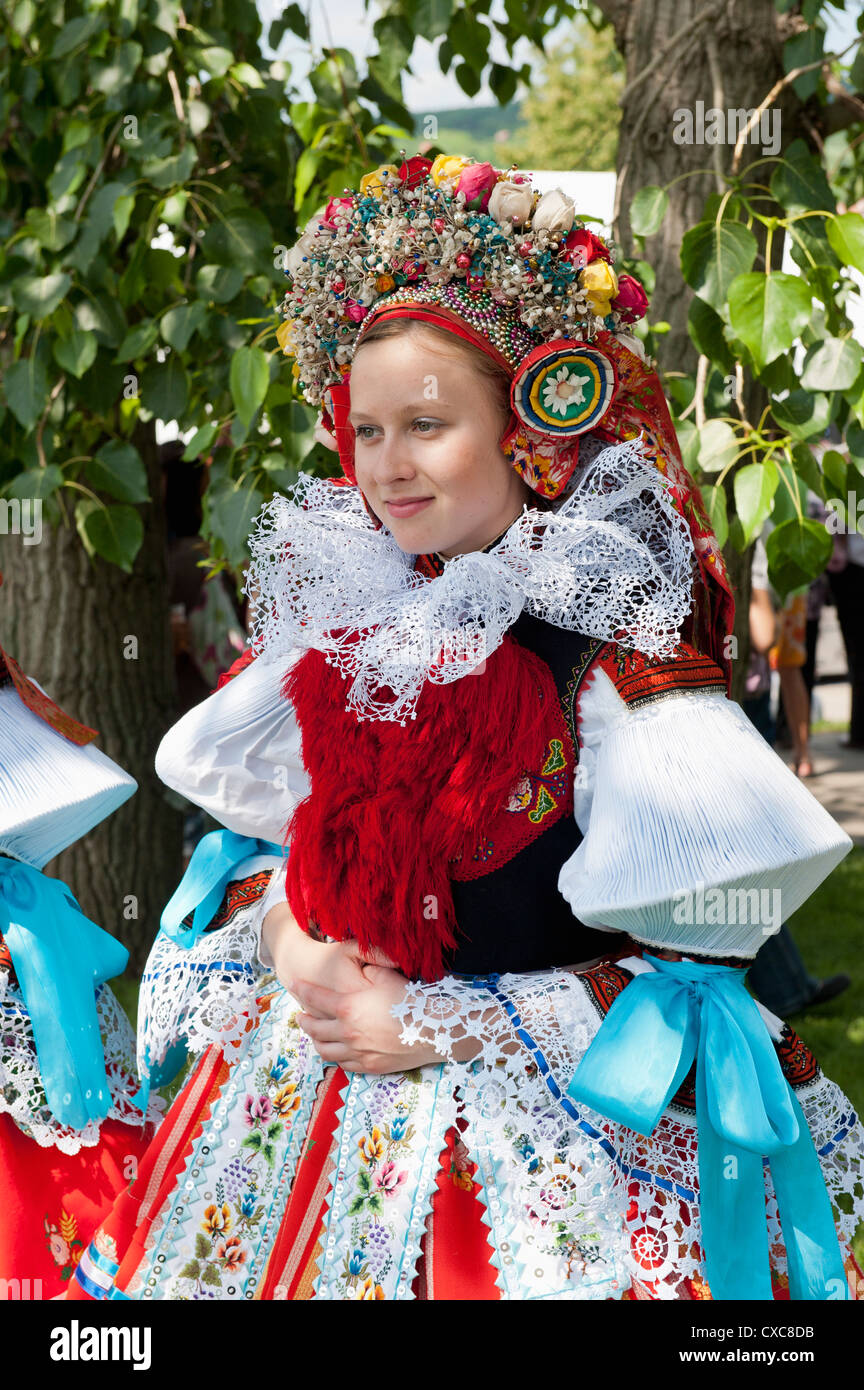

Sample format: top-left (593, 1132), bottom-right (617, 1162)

top-left (559, 666), bottom-right (852, 957)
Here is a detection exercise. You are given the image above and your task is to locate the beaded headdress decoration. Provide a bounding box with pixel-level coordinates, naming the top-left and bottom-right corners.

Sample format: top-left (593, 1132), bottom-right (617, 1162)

top-left (276, 152), bottom-right (735, 684)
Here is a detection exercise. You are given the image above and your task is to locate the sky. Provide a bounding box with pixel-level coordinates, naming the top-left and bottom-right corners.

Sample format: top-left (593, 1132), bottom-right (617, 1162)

top-left (259, 0), bottom-right (864, 116)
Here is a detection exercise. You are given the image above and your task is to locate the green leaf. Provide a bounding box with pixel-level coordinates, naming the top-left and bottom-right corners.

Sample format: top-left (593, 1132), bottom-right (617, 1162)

top-left (194, 1233), bottom-right (210, 1260)
top-left (765, 517), bottom-right (833, 602)
top-left (630, 186), bottom-right (669, 239)
top-left (113, 193), bottom-right (135, 242)
top-left (161, 301), bottom-right (207, 352)
top-left (206, 477), bottom-right (265, 567)
top-left (141, 358), bottom-right (189, 422)
top-left (4, 357), bottom-right (48, 429)
top-left (733, 458), bottom-right (779, 545)
top-left (697, 418), bottom-right (738, 474)
top-left (141, 144), bottom-right (196, 189)
top-left (800, 337), bottom-right (862, 393)
top-left (229, 61), bottom-right (264, 88)
top-left (197, 264), bottom-right (244, 303)
top-left (790, 443), bottom-right (825, 500)
top-left (85, 439), bottom-right (149, 503)
top-left (182, 421), bottom-right (220, 460)
top-left (771, 390), bottom-right (831, 442)
top-left (699, 482), bottom-right (728, 547)
top-left (230, 346), bottom-right (269, 427)
top-left (23, 208), bottom-right (76, 251)
top-left (201, 203), bottom-right (272, 274)
top-left (769, 139), bottom-right (835, 214)
top-left (293, 147), bottom-right (321, 211)
top-left (726, 272), bottom-right (812, 369)
top-left (846, 423), bottom-right (864, 474)
top-left (822, 449), bottom-right (848, 497)
top-left (680, 220), bottom-right (757, 313)
top-left (53, 330), bottom-right (97, 378)
top-left (783, 28), bottom-right (825, 102)
top-left (178, 1260), bottom-right (200, 1280)
top-left (826, 213), bottom-right (864, 274)
top-left (356, 1168), bottom-right (372, 1193)
top-left (51, 14), bottom-right (104, 57)
top-left (74, 500), bottom-right (144, 573)
top-left (198, 46), bottom-right (234, 76)
top-left (687, 298), bottom-right (734, 373)
top-left (13, 272), bottom-right (71, 320)
top-left (6, 465), bottom-right (63, 500)
top-left (115, 319), bottom-right (159, 362)
top-left (200, 1262), bottom-right (221, 1287)
top-left (413, 0), bottom-right (453, 39)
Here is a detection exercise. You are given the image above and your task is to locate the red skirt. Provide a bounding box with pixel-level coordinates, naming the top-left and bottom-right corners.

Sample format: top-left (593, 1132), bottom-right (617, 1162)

top-left (0, 1111), bottom-right (155, 1299)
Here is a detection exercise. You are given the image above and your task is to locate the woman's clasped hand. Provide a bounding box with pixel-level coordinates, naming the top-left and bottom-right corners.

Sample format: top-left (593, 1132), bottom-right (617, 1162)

top-left (261, 902), bottom-right (443, 1073)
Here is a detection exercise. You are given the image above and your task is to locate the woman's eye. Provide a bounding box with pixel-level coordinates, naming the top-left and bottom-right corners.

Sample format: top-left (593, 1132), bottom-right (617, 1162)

top-left (413, 419), bottom-right (439, 434)
top-left (355, 425), bottom-right (377, 441)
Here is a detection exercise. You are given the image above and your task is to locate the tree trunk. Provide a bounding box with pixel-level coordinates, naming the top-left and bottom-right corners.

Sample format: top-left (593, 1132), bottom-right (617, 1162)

top-left (598, 0), bottom-right (809, 699)
top-left (2, 421), bottom-right (182, 975)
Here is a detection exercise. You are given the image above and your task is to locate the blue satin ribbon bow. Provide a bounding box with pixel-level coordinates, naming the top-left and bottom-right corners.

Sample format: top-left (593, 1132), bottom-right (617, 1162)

top-left (0, 858), bottom-right (132, 1131)
top-left (567, 954), bottom-right (849, 1301)
top-left (159, 829), bottom-right (285, 945)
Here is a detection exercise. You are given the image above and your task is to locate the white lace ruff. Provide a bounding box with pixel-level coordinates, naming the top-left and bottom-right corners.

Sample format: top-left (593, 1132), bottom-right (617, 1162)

top-left (137, 905), bottom-right (269, 1087)
top-left (0, 966), bottom-right (163, 1155)
top-left (393, 969), bottom-right (864, 1297)
top-left (244, 437), bottom-right (696, 724)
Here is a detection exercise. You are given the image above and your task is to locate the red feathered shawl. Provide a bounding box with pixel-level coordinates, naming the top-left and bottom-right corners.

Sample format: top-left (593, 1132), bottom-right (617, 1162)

top-left (281, 634), bottom-right (556, 982)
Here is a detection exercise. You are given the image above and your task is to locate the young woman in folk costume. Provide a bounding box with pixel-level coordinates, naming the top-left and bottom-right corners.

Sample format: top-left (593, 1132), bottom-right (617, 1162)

top-left (0, 623), bottom-right (162, 1298)
top-left (70, 154), bottom-right (863, 1302)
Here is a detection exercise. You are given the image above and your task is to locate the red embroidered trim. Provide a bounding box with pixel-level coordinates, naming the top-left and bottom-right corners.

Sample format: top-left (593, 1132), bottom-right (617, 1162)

top-left (591, 639), bottom-right (726, 710)
top-left (0, 650), bottom-right (98, 746)
top-left (214, 647), bottom-right (257, 692)
top-left (178, 870), bottom-right (273, 934)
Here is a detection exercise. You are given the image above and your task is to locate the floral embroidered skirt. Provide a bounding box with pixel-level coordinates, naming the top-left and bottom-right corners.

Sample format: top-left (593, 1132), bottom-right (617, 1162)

top-left (64, 962), bottom-right (864, 1302)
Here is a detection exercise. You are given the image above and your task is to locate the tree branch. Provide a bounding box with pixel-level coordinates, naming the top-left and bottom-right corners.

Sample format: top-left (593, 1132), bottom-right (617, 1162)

top-left (619, 0), bottom-right (728, 107)
top-left (731, 35), bottom-right (863, 174)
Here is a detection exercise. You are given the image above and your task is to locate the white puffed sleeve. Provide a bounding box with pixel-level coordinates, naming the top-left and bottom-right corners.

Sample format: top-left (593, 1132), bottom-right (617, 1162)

top-left (155, 653), bottom-right (310, 843)
top-left (557, 665), bottom-right (852, 957)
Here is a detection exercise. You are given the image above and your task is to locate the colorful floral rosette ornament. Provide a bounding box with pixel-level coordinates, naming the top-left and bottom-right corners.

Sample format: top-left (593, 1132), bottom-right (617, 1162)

top-left (276, 152), bottom-right (735, 687)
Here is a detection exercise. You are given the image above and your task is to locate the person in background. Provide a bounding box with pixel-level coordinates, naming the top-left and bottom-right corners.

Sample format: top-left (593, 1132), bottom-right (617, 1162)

top-left (745, 534), bottom-right (851, 1015)
top-left (827, 511), bottom-right (864, 752)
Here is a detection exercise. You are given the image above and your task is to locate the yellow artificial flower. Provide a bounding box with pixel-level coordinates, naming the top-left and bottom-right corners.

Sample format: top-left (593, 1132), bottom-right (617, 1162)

top-left (276, 317), bottom-right (296, 355)
top-left (429, 153), bottom-right (471, 189)
top-left (580, 260), bottom-right (619, 317)
top-left (375, 273), bottom-right (395, 292)
top-left (359, 164), bottom-right (399, 199)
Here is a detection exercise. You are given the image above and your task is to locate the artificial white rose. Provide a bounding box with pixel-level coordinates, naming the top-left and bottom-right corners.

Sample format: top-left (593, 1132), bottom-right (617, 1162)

top-left (285, 231), bottom-right (319, 275)
top-left (488, 179), bottom-right (534, 227)
top-left (531, 189), bottom-right (576, 235)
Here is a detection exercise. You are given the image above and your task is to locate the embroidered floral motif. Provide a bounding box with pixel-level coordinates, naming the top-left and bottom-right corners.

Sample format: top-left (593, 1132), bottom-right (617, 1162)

top-left (44, 1210), bottom-right (83, 1282)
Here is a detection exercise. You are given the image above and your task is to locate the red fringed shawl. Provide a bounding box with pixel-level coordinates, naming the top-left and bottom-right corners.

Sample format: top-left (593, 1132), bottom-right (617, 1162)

top-left (281, 635), bottom-right (555, 982)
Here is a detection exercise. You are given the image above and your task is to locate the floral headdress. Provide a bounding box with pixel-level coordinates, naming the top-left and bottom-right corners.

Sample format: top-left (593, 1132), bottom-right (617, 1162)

top-left (273, 152), bottom-right (735, 688)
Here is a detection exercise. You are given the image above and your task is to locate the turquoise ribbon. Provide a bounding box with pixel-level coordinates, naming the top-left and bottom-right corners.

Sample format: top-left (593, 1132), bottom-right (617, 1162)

top-left (136, 831), bottom-right (286, 1106)
top-left (0, 858), bottom-right (131, 1131)
top-left (159, 829), bottom-right (285, 944)
top-left (567, 954), bottom-right (849, 1301)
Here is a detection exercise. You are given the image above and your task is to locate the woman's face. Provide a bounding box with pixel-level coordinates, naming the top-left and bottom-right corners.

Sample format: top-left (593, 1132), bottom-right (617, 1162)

top-left (348, 330), bottom-right (531, 557)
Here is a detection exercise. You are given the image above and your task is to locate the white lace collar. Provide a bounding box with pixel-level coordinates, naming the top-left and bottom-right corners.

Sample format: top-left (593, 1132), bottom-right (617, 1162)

top-left (244, 435), bottom-right (695, 725)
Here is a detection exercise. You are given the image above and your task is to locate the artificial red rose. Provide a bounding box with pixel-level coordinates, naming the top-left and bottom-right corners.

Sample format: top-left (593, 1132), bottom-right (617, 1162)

top-left (560, 226), bottom-right (611, 268)
top-left (612, 273), bottom-right (649, 324)
top-left (322, 196), bottom-right (353, 228)
top-left (398, 155), bottom-right (433, 188)
top-left (455, 161), bottom-right (499, 212)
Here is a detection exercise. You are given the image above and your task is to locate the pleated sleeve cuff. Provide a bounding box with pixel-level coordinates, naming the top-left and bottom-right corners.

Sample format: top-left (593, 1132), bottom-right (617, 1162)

top-left (557, 664), bottom-right (852, 958)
